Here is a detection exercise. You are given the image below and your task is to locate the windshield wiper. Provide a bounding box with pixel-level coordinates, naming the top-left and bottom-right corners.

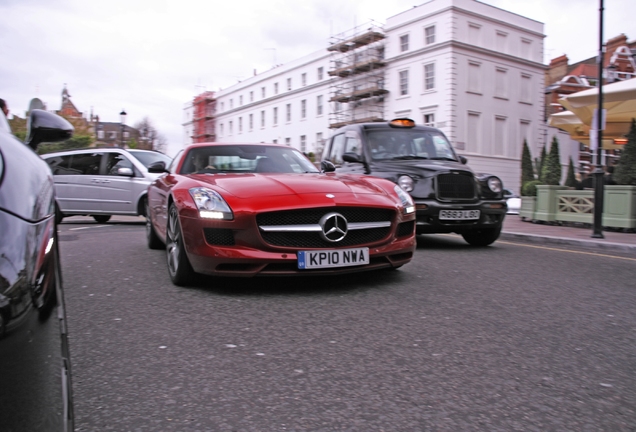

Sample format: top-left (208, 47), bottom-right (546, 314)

top-left (429, 157), bottom-right (458, 162)
top-left (391, 155), bottom-right (429, 160)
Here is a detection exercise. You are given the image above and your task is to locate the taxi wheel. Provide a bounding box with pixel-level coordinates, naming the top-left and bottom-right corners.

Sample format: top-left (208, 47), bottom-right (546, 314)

top-left (166, 203), bottom-right (195, 286)
top-left (461, 226), bottom-right (502, 247)
top-left (93, 215), bottom-right (111, 223)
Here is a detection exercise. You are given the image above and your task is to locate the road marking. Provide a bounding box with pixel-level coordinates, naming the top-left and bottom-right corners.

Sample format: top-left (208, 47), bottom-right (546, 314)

top-left (497, 240), bottom-right (636, 262)
top-left (68, 225), bottom-right (114, 231)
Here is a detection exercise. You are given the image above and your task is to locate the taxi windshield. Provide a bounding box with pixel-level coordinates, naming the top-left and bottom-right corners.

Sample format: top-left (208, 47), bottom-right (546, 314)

top-left (366, 130), bottom-right (458, 162)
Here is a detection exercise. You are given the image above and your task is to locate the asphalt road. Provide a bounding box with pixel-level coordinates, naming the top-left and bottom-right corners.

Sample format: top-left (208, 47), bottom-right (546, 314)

top-left (58, 217), bottom-right (636, 431)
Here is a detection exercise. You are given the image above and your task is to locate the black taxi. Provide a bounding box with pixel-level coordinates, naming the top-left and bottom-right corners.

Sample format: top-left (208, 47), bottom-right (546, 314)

top-left (321, 118), bottom-right (507, 246)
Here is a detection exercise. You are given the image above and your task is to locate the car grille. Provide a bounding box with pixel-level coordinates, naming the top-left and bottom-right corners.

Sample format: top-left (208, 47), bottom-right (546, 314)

top-left (397, 220), bottom-right (415, 238)
top-left (203, 228), bottom-right (235, 246)
top-left (436, 173), bottom-right (476, 200)
top-left (257, 207), bottom-right (394, 248)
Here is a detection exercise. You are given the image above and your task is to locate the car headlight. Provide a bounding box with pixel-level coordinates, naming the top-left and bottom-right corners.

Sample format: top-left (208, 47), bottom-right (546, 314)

top-left (487, 176), bottom-right (502, 193)
top-left (189, 187), bottom-right (234, 220)
top-left (394, 185), bottom-right (415, 214)
top-left (397, 175), bottom-right (414, 192)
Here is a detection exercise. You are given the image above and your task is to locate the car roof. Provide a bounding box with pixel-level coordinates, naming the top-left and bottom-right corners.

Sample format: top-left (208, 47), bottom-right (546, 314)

top-left (337, 121), bottom-right (441, 133)
top-left (183, 142), bottom-right (293, 151)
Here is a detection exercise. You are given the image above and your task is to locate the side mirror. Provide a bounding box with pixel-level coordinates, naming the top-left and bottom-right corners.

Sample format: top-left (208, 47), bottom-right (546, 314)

top-left (342, 152), bottom-right (363, 163)
top-left (26, 109), bottom-right (74, 150)
top-left (147, 161), bottom-right (168, 173)
top-left (117, 167), bottom-right (134, 177)
top-left (459, 155), bottom-right (468, 165)
top-left (320, 160), bottom-right (336, 173)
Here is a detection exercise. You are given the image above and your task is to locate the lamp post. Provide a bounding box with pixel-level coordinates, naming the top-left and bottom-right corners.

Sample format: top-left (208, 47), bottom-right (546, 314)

top-left (120, 109), bottom-right (127, 147)
top-left (592, 0), bottom-right (604, 238)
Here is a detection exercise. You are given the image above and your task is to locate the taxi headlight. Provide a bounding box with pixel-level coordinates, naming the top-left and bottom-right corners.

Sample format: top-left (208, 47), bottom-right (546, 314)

top-left (394, 185), bottom-right (415, 214)
top-left (189, 187), bottom-right (234, 220)
top-left (487, 177), bottom-right (503, 194)
top-left (398, 175), bottom-right (414, 192)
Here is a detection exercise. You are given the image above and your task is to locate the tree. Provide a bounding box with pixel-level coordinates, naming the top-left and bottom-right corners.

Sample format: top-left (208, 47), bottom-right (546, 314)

top-left (37, 135), bottom-right (93, 155)
top-left (521, 139), bottom-right (535, 185)
top-left (134, 117), bottom-right (168, 153)
top-left (614, 118), bottom-right (636, 185)
top-left (565, 156), bottom-right (576, 187)
top-left (537, 145), bottom-right (547, 182)
top-left (542, 135), bottom-right (562, 185)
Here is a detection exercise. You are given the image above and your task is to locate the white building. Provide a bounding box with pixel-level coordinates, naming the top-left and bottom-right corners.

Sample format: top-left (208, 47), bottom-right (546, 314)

top-left (188, 0), bottom-right (546, 192)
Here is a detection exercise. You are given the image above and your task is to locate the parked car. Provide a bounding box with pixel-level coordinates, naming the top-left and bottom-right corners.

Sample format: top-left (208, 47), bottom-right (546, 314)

top-left (146, 143), bottom-right (416, 285)
top-left (322, 118), bottom-right (507, 246)
top-left (504, 188), bottom-right (521, 215)
top-left (0, 109), bottom-right (74, 430)
top-left (41, 147), bottom-right (172, 223)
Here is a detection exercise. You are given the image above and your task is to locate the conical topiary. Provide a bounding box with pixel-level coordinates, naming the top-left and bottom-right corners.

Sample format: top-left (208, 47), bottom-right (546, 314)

top-left (565, 156), bottom-right (576, 187)
top-left (613, 118), bottom-right (636, 185)
top-left (521, 139), bottom-right (535, 185)
top-left (537, 145), bottom-right (547, 182)
top-left (542, 135), bottom-right (562, 185)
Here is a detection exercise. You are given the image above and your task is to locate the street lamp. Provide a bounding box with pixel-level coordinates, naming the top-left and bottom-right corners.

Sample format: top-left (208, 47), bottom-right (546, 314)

top-left (120, 109), bottom-right (127, 147)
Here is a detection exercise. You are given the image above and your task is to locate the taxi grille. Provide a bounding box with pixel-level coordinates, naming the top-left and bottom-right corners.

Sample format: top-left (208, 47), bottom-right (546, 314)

top-left (436, 173), bottom-right (476, 200)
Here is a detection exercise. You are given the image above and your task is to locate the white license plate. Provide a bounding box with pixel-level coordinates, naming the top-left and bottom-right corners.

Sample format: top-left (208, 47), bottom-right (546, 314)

top-left (439, 210), bottom-right (480, 220)
top-left (298, 248), bottom-right (369, 269)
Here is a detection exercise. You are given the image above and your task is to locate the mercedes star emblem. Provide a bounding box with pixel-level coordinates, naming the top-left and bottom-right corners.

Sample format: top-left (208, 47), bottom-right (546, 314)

top-left (319, 212), bottom-right (348, 242)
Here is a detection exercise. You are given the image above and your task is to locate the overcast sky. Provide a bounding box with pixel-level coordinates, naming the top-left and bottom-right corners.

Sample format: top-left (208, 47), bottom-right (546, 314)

top-left (1, 0), bottom-right (634, 156)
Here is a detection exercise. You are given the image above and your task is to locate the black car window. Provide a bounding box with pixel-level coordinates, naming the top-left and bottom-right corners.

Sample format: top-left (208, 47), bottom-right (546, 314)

top-left (328, 134), bottom-right (346, 164)
top-left (344, 136), bottom-right (362, 156)
top-left (65, 153), bottom-right (102, 175)
top-left (105, 153), bottom-right (135, 175)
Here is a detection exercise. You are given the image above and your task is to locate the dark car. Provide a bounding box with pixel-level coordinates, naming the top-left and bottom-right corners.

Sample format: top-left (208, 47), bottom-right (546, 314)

top-left (322, 118), bottom-right (507, 246)
top-left (0, 109), bottom-right (74, 430)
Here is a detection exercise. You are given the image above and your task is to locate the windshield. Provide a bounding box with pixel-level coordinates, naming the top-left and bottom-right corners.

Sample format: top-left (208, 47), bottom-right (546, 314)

top-left (128, 150), bottom-right (172, 168)
top-left (366, 130), bottom-right (458, 162)
top-left (180, 145), bottom-right (319, 175)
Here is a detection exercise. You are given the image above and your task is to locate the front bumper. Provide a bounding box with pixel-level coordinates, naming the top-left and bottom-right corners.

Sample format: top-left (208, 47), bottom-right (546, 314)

top-left (414, 199), bottom-right (507, 234)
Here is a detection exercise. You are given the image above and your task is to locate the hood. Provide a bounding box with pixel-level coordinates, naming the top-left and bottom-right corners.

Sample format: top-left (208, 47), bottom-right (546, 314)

top-left (371, 159), bottom-right (474, 177)
top-left (190, 173), bottom-right (389, 199)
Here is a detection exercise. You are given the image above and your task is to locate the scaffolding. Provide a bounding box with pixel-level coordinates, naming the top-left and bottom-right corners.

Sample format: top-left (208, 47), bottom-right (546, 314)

top-left (327, 21), bottom-right (388, 129)
top-left (192, 91), bottom-right (217, 143)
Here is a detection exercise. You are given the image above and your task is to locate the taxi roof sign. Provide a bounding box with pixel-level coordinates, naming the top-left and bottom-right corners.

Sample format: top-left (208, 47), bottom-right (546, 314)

top-left (389, 118), bottom-right (415, 128)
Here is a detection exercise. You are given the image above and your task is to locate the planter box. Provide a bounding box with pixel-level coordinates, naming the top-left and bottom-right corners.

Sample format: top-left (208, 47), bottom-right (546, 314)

top-left (603, 185), bottom-right (636, 228)
top-left (534, 185), bottom-right (567, 222)
top-left (519, 196), bottom-right (536, 220)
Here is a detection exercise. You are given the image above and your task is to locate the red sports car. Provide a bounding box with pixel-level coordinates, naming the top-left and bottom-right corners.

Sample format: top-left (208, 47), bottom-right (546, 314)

top-left (146, 143), bottom-right (416, 285)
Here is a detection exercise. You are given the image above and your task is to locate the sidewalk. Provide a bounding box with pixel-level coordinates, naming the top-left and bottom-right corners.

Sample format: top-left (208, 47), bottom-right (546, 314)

top-left (501, 214), bottom-right (636, 254)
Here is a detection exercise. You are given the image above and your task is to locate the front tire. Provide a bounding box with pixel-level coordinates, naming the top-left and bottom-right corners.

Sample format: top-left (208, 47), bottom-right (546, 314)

top-left (93, 215), bottom-right (111, 223)
top-left (166, 203), bottom-right (195, 286)
top-left (146, 199), bottom-right (163, 250)
top-left (461, 226), bottom-right (502, 247)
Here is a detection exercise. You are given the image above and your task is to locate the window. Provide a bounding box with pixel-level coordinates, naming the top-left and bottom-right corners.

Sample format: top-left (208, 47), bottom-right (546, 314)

top-left (249, 114), bottom-right (253, 131)
top-left (301, 73), bottom-right (307, 86)
top-left (220, 123), bottom-right (224, 137)
top-left (467, 112), bottom-right (481, 153)
top-left (229, 99), bottom-right (233, 109)
top-left (496, 31), bottom-right (507, 53)
top-left (423, 113), bottom-right (435, 127)
top-left (239, 95), bottom-right (243, 106)
top-left (48, 152), bottom-right (102, 175)
top-left (238, 117), bottom-right (242, 133)
top-left (286, 103), bottom-right (291, 122)
top-left (519, 120), bottom-right (531, 159)
top-left (521, 74), bottom-right (532, 103)
top-left (97, 130), bottom-right (104, 139)
top-left (285, 137), bottom-right (291, 146)
top-left (521, 38), bottom-right (532, 59)
top-left (399, 70), bottom-right (409, 96)
top-left (424, 63), bottom-right (435, 90)
top-left (495, 68), bottom-right (507, 98)
top-left (300, 135), bottom-right (306, 152)
top-left (273, 107), bottom-right (278, 125)
top-left (425, 25), bottom-right (436, 45)
top-left (316, 132), bottom-right (323, 151)
top-left (287, 78), bottom-right (292, 90)
top-left (317, 95), bottom-right (323, 116)
top-left (260, 110), bottom-right (265, 128)
top-left (494, 116), bottom-right (506, 156)
top-left (328, 134), bottom-right (346, 164)
top-left (274, 82), bottom-right (279, 94)
top-left (468, 23), bottom-right (481, 45)
top-left (261, 87), bottom-right (266, 98)
top-left (106, 153), bottom-right (134, 176)
top-left (400, 34), bottom-right (409, 52)
top-left (301, 99), bottom-right (306, 119)
top-left (250, 91), bottom-right (254, 102)
top-left (229, 121), bottom-right (233, 135)
top-left (468, 61), bottom-right (481, 93)
top-left (317, 67), bottom-right (324, 80)
top-left (220, 102), bottom-right (224, 111)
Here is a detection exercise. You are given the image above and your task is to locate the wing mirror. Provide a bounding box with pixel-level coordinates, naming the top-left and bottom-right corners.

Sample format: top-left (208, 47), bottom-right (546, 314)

top-left (147, 161), bottom-right (168, 173)
top-left (320, 160), bottom-right (335, 173)
top-left (25, 109), bottom-right (74, 150)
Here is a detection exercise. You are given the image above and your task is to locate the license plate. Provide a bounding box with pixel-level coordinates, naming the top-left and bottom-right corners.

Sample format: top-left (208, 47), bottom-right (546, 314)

top-left (298, 248), bottom-right (369, 269)
top-left (439, 210), bottom-right (480, 220)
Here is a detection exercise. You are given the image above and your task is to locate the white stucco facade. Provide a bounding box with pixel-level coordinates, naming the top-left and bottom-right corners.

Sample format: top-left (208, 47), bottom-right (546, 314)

top-left (189, 0), bottom-right (546, 192)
